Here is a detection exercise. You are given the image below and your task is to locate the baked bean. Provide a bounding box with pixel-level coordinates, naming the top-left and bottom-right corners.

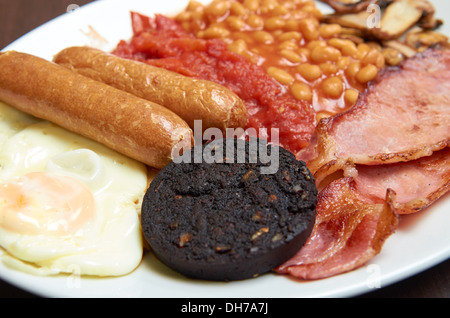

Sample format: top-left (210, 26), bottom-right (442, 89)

top-left (271, 4), bottom-right (288, 16)
top-left (267, 66), bottom-right (294, 85)
top-left (206, 1), bottom-right (230, 17)
top-left (278, 39), bottom-right (298, 50)
top-left (375, 51), bottom-right (385, 69)
top-left (345, 61), bottom-right (361, 79)
top-left (187, 0), bottom-right (204, 12)
top-left (230, 1), bottom-right (247, 17)
top-left (175, 11), bottom-right (192, 22)
top-left (298, 18), bottom-right (319, 41)
top-left (264, 16), bottom-right (286, 31)
top-left (232, 31), bottom-right (255, 45)
top-left (280, 49), bottom-right (303, 63)
top-left (261, 0), bottom-right (278, 13)
top-left (299, 0), bottom-right (317, 7)
top-left (310, 45), bottom-right (341, 63)
top-left (191, 8), bottom-right (205, 19)
top-left (328, 38), bottom-right (348, 50)
top-left (226, 16), bottom-right (247, 31)
top-left (364, 48), bottom-right (385, 69)
top-left (272, 30), bottom-right (283, 38)
top-left (284, 19), bottom-right (300, 31)
top-left (278, 31), bottom-right (302, 42)
top-left (344, 89), bottom-right (359, 106)
top-left (244, 0), bottom-right (260, 12)
top-left (228, 39), bottom-right (248, 55)
top-left (377, 55), bottom-right (385, 69)
top-left (366, 41), bottom-right (382, 51)
top-left (319, 62), bottom-right (338, 75)
top-left (361, 48), bottom-right (381, 66)
top-left (297, 63), bottom-right (322, 81)
top-left (301, 3), bottom-right (322, 18)
top-left (319, 24), bottom-right (342, 38)
top-left (356, 64), bottom-right (378, 84)
top-left (290, 82), bottom-right (313, 102)
top-left (383, 48), bottom-right (404, 66)
top-left (253, 30), bottom-right (274, 44)
top-left (246, 14), bottom-right (264, 28)
top-left (357, 43), bottom-right (371, 60)
top-left (337, 56), bottom-right (350, 70)
top-left (201, 25), bottom-right (230, 39)
top-left (307, 40), bottom-right (327, 51)
top-left (297, 48), bottom-right (310, 61)
top-left (316, 111), bottom-right (331, 123)
top-left (341, 42), bottom-right (359, 59)
top-left (322, 76), bottom-right (343, 99)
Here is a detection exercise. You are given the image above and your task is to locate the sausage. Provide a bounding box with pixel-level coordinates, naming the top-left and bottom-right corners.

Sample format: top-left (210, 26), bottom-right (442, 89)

top-left (53, 46), bottom-right (248, 132)
top-left (0, 51), bottom-right (193, 169)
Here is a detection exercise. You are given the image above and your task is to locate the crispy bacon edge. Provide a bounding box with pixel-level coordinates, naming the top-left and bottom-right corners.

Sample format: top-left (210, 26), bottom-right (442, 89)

top-left (353, 148), bottom-right (450, 214)
top-left (274, 177), bottom-right (399, 280)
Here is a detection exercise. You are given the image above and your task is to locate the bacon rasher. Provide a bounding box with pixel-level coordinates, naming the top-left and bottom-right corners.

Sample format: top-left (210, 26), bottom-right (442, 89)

top-left (275, 177), bottom-right (399, 280)
top-left (280, 149), bottom-right (449, 279)
top-left (307, 47), bottom-right (450, 184)
top-left (283, 47), bottom-right (450, 280)
top-left (353, 148), bottom-right (450, 214)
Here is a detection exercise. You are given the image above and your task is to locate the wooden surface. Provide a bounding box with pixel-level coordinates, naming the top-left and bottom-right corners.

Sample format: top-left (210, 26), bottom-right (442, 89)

top-left (0, 0), bottom-right (449, 298)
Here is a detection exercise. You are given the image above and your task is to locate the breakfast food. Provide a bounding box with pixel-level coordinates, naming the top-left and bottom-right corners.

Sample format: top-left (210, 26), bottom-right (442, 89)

top-left (0, 0), bottom-right (448, 288)
top-left (353, 148), bottom-right (450, 214)
top-left (275, 177), bottom-right (399, 279)
top-left (141, 138), bottom-right (318, 281)
top-left (172, 0), bottom-right (386, 117)
top-left (0, 51), bottom-right (193, 170)
top-left (0, 101), bottom-right (148, 276)
top-left (53, 46), bottom-right (248, 133)
top-left (117, 0), bottom-right (447, 282)
top-left (277, 46), bottom-right (450, 279)
top-left (113, 12), bottom-right (316, 154)
top-left (322, 0), bottom-right (443, 40)
top-left (307, 46), bottom-right (450, 184)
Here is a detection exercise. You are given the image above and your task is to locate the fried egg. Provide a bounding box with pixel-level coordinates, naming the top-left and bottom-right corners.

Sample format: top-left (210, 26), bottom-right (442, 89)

top-left (0, 101), bottom-right (148, 277)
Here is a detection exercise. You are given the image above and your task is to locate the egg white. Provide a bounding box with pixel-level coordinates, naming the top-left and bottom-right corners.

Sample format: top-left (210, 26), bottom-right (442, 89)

top-left (0, 101), bottom-right (148, 277)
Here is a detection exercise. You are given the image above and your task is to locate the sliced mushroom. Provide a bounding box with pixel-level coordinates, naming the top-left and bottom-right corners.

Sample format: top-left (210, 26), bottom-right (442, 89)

top-left (417, 5), bottom-right (443, 30)
top-left (382, 47), bottom-right (405, 66)
top-left (322, 0), bottom-right (444, 41)
top-left (322, 10), bottom-right (372, 31)
top-left (405, 29), bottom-right (449, 51)
top-left (372, 0), bottom-right (425, 40)
top-left (383, 40), bottom-right (418, 58)
top-left (419, 15), bottom-right (443, 30)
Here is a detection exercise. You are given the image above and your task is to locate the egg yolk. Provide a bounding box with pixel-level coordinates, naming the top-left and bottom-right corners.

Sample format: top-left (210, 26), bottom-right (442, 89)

top-left (0, 172), bottom-right (95, 236)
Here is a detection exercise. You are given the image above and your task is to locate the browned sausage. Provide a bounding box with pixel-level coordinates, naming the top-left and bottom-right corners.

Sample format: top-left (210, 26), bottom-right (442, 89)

top-left (0, 51), bottom-right (193, 169)
top-left (53, 46), bottom-right (248, 132)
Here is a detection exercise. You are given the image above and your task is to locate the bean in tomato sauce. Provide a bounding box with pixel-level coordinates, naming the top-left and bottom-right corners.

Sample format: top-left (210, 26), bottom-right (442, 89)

top-left (175, 0), bottom-right (386, 117)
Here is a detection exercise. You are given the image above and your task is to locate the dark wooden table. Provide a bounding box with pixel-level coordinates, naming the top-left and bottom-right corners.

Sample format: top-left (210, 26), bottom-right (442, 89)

top-left (0, 0), bottom-right (449, 298)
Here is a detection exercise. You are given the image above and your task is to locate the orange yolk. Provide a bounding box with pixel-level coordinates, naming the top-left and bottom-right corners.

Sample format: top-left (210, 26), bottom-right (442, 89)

top-left (0, 172), bottom-right (95, 236)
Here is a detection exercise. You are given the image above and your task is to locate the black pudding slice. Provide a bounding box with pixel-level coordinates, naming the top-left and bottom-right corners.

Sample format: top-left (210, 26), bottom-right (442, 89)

top-left (141, 138), bottom-right (318, 281)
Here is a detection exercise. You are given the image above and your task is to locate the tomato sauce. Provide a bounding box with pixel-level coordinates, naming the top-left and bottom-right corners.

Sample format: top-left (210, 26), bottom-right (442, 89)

top-left (113, 12), bottom-right (316, 154)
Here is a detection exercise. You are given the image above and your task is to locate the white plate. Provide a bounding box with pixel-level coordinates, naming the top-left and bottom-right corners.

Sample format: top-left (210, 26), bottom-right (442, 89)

top-left (1, 0), bottom-right (449, 298)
